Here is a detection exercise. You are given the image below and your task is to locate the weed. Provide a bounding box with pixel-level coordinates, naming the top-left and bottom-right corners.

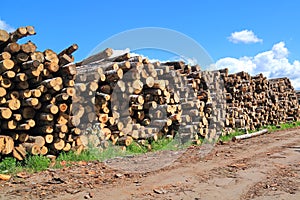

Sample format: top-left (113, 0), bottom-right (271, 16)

top-left (219, 130), bottom-right (245, 142)
top-left (24, 155), bottom-right (51, 172)
top-left (219, 121), bottom-right (300, 142)
top-left (0, 157), bottom-right (19, 174)
top-left (127, 142), bottom-right (148, 154)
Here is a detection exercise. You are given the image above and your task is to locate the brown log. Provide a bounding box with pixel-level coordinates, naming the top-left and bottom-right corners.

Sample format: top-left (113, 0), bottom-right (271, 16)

top-left (51, 139), bottom-right (65, 151)
top-left (14, 73), bottom-right (28, 82)
top-left (12, 144), bottom-right (27, 160)
top-left (18, 133), bottom-right (29, 143)
top-left (0, 107), bottom-right (12, 119)
top-left (0, 135), bottom-right (14, 154)
top-left (23, 143), bottom-right (40, 155)
top-left (26, 26), bottom-right (36, 35)
top-left (0, 29), bottom-right (10, 44)
top-left (58, 44), bottom-right (78, 57)
top-left (2, 70), bottom-right (15, 79)
top-left (40, 146), bottom-right (48, 155)
top-left (79, 48), bottom-right (113, 65)
top-left (20, 41), bottom-right (37, 53)
top-left (22, 98), bottom-right (39, 106)
top-left (41, 104), bottom-right (59, 114)
top-left (30, 51), bottom-right (45, 63)
top-left (0, 52), bottom-right (11, 60)
top-left (21, 107), bottom-right (36, 119)
top-left (0, 87), bottom-right (6, 97)
top-left (44, 134), bottom-right (54, 144)
top-left (27, 136), bottom-right (45, 148)
top-left (0, 59), bottom-right (14, 74)
top-left (44, 49), bottom-right (59, 64)
top-left (4, 42), bottom-right (20, 54)
top-left (117, 136), bottom-right (133, 146)
top-left (6, 98), bottom-right (21, 110)
top-left (44, 61), bottom-right (59, 72)
top-left (61, 87), bottom-right (76, 96)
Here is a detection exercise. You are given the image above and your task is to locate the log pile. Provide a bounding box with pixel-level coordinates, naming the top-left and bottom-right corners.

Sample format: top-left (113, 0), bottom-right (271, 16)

top-left (1, 25), bottom-right (300, 160)
top-left (0, 26), bottom-right (83, 160)
top-left (73, 53), bottom-right (224, 149)
top-left (221, 70), bottom-right (300, 134)
top-left (296, 90), bottom-right (300, 104)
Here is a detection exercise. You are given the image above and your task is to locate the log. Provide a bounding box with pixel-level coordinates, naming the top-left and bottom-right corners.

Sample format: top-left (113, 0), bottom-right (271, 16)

top-left (232, 129), bottom-right (268, 141)
top-left (0, 59), bottom-right (14, 74)
top-left (0, 107), bottom-right (12, 119)
top-left (0, 174), bottom-right (11, 181)
top-left (0, 52), bottom-right (11, 60)
top-left (27, 136), bottom-right (45, 148)
top-left (79, 48), bottom-right (113, 65)
top-left (0, 30), bottom-right (9, 44)
top-left (23, 143), bottom-right (40, 155)
top-left (0, 135), bottom-right (14, 154)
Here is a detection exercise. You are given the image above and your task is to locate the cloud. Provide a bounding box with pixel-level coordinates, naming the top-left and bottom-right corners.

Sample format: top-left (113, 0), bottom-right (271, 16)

top-left (228, 30), bottom-right (263, 44)
top-left (216, 42), bottom-right (300, 89)
top-left (0, 19), bottom-right (14, 32)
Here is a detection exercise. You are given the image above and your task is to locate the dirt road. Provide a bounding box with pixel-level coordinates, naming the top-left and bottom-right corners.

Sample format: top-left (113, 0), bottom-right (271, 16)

top-left (0, 128), bottom-right (299, 200)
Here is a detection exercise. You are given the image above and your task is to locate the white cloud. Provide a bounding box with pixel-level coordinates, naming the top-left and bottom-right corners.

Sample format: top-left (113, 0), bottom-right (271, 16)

top-left (0, 19), bottom-right (14, 32)
top-left (228, 30), bottom-right (263, 44)
top-left (216, 42), bottom-right (300, 89)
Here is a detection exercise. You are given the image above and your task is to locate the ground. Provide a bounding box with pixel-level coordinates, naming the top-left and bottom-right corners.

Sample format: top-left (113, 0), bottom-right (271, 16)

top-left (0, 128), bottom-right (299, 200)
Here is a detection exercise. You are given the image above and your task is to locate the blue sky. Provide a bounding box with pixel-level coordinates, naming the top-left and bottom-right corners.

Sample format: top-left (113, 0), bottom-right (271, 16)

top-left (1, 0), bottom-right (300, 87)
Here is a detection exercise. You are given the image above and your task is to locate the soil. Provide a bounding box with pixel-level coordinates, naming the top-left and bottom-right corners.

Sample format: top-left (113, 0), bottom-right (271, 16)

top-left (0, 128), bottom-right (299, 200)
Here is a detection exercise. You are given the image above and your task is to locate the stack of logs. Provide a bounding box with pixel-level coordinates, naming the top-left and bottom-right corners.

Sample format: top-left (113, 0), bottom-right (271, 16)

top-left (1, 25), bottom-right (300, 160)
top-left (221, 70), bottom-right (300, 134)
top-left (73, 51), bottom-right (224, 149)
top-left (296, 90), bottom-right (300, 104)
top-left (0, 27), bottom-right (83, 160)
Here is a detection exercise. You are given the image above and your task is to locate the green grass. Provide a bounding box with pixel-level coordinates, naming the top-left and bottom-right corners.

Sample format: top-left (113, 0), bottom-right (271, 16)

top-left (126, 142), bottom-right (148, 154)
top-left (126, 136), bottom-right (193, 154)
top-left (0, 157), bottom-right (20, 174)
top-left (54, 145), bottom-right (127, 168)
top-left (218, 129), bottom-right (245, 142)
top-left (218, 121), bottom-right (300, 142)
top-left (264, 121), bottom-right (300, 132)
top-left (0, 155), bottom-right (50, 174)
top-left (24, 155), bottom-right (51, 172)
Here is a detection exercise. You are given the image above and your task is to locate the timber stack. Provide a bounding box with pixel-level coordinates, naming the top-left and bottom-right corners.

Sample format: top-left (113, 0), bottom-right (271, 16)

top-left (0, 26), bottom-right (83, 160)
top-left (296, 90), bottom-right (300, 104)
top-left (73, 52), bottom-right (222, 149)
top-left (1, 25), bottom-right (300, 160)
top-left (221, 70), bottom-right (300, 135)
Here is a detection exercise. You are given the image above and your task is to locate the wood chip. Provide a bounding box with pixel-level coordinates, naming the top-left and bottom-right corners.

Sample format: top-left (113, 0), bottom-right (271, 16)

top-left (0, 174), bottom-right (11, 181)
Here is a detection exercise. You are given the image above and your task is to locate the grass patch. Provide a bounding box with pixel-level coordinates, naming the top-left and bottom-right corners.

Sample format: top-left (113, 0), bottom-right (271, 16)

top-left (151, 137), bottom-right (180, 151)
top-left (127, 142), bottom-right (148, 154)
top-left (219, 129), bottom-right (245, 142)
top-left (0, 157), bottom-right (20, 174)
top-left (0, 155), bottom-right (50, 174)
top-left (219, 121), bottom-right (300, 142)
top-left (264, 121), bottom-right (300, 132)
top-left (57, 148), bottom-right (100, 163)
top-left (126, 136), bottom-right (192, 154)
top-left (24, 155), bottom-right (51, 172)
top-left (55, 145), bottom-right (127, 168)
